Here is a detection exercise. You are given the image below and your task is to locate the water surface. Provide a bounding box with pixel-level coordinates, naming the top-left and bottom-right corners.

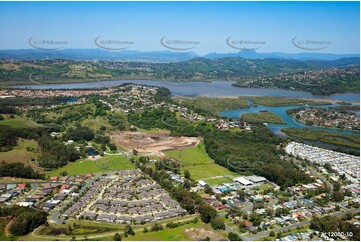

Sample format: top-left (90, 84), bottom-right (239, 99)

top-left (220, 103), bottom-right (360, 135)
top-left (12, 80), bottom-right (360, 102)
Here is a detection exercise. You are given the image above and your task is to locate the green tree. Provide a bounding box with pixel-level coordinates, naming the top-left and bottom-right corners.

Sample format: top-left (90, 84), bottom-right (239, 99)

top-left (204, 185), bottom-right (214, 194)
top-left (150, 223), bottom-right (163, 232)
top-left (238, 190), bottom-right (246, 201)
top-left (228, 232), bottom-right (242, 241)
top-left (114, 233), bottom-right (122, 241)
top-left (184, 170), bottom-right (191, 179)
top-left (211, 217), bottom-right (225, 230)
top-left (198, 203), bottom-right (217, 223)
top-left (124, 225), bottom-right (135, 237)
top-left (183, 179), bottom-right (191, 189)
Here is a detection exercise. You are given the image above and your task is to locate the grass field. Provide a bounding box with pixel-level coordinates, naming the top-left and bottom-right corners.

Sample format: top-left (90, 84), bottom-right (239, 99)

top-left (20, 219), bottom-right (125, 241)
top-left (0, 139), bottom-right (38, 164)
top-left (126, 222), bottom-right (226, 241)
top-left (164, 141), bottom-right (214, 166)
top-left (46, 155), bottom-right (135, 177)
top-left (125, 222), bottom-right (198, 241)
top-left (20, 216), bottom-right (200, 241)
top-left (240, 96), bottom-right (331, 107)
top-left (241, 111), bottom-right (286, 124)
top-left (182, 163), bottom-right (236, 180)
top-left (0, 115), bottom-right (37, 128)
top-left (164, 141), bottom-right (236, 180)
top-left (204, 176), bottom-right (235, 185)
top-left (82, 117), bottom-right (103, 131)
top-left (163, 142), bottom-right (237, 180)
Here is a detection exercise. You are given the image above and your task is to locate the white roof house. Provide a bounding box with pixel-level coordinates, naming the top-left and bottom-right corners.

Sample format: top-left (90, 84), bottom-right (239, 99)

top-left (62, 189), bottom-right (72, 194)
top-left (198, 180), bottom-right (207, 187)
top-left (17, 202), bottom-right (33, 207)
top-left (0, 193), bottom-right (13, 198)
top-left (233, 177), bottom-right (253, 186)
top-left (247, 175), bottom-right (267, 183)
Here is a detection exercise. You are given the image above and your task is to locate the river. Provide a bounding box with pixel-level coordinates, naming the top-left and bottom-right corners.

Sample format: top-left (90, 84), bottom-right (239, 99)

top-left (12, 79), bottom-right (360, 149)
top-left (12, 80), bottom-right (360, 103)
top-left (219, 102), bottom-right (360, 135)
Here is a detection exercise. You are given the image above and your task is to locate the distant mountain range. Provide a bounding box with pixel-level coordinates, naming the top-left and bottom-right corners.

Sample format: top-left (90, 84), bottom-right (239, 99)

top-left (0, 49), bottom-right (198, 62)
top-left (0, 48), bottom-right (359, 62)
top-left (203, 49), bottom-right (360, 61)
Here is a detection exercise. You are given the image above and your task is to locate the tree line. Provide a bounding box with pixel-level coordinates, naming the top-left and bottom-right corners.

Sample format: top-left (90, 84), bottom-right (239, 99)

top-left (37, 136), bottom-right (80, 168)
top-left (0, 162), bottom-right (44, 179)
top-left (0, 206), bottom-right (47, 236)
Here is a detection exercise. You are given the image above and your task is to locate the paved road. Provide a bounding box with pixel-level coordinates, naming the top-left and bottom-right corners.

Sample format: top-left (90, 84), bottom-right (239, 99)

top-left (28, 159), bottom-right (53, 171)
top-left (244, 208), bottom-right (359, 241)
top-left (49, 173), bottom-right (102, 224)
top-left (225, 223), bottom-right (246, 241)
top-left (116, 148), bottom-right (129, 158)
top-left (245, 220), bottom-right (310, 241)
top-left (289, 155), bottom-right (333, 190)
top-left (307, 166), bottom-right (333, 190)
top-left (103, 147), bottom-right (130, 158)
top-left (28, 117), bottom-right (46, 128)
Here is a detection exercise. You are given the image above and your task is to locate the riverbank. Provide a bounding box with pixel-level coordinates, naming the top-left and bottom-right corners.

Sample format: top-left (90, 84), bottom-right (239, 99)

top-left (9, 80), bottom-right (360, 103)
top-left (199, 95), bottom-right (359, 105)
top-left (281, 127), bottom-right (360, 153)
top-left (220, 102), bottom-right (359, 135)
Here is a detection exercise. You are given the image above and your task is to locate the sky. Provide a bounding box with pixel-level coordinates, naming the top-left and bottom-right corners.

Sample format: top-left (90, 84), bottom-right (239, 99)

top-left (0, 1), bottom-right (359, 55)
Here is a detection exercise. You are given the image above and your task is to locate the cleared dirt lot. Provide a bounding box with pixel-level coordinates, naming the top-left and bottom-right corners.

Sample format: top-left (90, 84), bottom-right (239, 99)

top-left (110, 131), bottom-right (200, 156)
top-left (184, 227), bottom-right (226, 241)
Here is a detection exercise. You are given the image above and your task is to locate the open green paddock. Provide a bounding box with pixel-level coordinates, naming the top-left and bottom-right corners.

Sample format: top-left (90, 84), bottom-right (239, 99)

top-left (163, 141), bottom-right (237, 180)
top-left (0, 139), bottom-right (38, 165)
top-left (20, 215), bottom-right (201, 241)
top-left (204, 176), bottom-right (236, 185)
top-left (0, 115), bottom-right (38, 128)
top-left (164, 141), bottom-right (214, 167)
top-left (46, 155), bottom-right (135, 177)
top-left (125, 221), bottom-right (204, 241)
top-left (181, 163), bottom-right (237, 180)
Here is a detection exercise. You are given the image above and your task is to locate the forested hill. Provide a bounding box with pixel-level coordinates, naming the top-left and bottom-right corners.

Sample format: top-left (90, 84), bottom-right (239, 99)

top-left (156, 57), bottom-right (359, 77)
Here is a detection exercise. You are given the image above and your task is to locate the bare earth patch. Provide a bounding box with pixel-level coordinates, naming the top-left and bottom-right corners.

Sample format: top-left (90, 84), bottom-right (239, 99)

top-left (184, 227), bottom-right (226, 241)
top-left (4, 219), bottom-right (15, 237)
top-left (0, 177), bottom-right (42, 183)
top-left (86, 155), bottom-right (102, 161)
top-left (110, 131), bottom-right (200, 156)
